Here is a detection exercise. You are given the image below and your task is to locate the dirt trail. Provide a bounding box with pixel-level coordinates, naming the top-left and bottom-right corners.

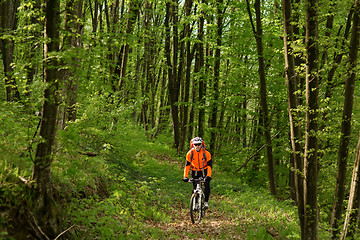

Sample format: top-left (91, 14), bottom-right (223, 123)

top-left (146, 194), bottom-right (246, 239)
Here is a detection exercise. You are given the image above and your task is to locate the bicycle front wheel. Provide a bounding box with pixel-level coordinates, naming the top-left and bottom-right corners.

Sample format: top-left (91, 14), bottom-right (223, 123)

top-left (190, 193), bottom-right (202, 224)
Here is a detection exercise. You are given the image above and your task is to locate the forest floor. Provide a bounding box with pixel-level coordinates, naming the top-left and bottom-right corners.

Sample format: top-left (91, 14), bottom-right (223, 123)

top-left (145, 194), bottom-right (247, 239)
top-left (132, 152), bottom-right (296, 240)
top-left (48, 125), bottom-right (302, 239)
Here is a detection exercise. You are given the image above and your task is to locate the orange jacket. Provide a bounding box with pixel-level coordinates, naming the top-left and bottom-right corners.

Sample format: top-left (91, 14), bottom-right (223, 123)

top-left (183, 148), bottom-right (212, 178)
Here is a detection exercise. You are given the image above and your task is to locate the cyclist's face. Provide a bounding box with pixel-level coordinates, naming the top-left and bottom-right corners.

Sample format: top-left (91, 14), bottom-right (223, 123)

top-left (194, 144), bottom-right (201, 151)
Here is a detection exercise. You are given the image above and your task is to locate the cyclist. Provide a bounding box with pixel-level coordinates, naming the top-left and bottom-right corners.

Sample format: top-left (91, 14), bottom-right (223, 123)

top-left (182, 137), bottom-right (212, 209)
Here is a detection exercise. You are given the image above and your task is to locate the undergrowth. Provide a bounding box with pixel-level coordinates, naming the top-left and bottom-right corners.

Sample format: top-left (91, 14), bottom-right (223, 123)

top-left (1, 101), bottom-right (307, 239)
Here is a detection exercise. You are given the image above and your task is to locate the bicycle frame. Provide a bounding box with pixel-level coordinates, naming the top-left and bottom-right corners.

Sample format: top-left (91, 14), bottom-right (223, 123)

top-left (189, 178), bottom-right (206, 224)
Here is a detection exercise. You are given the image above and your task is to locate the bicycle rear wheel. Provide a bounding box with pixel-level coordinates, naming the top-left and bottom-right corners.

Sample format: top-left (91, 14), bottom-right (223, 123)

top-left (190, 193), bottom-right (202, 224)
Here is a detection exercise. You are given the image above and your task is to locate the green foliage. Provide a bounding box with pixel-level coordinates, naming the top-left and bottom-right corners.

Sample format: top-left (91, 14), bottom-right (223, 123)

top-left (0, 102), bottom-right (37, 176)
top-left (3, 0), bottom-right (360, 238)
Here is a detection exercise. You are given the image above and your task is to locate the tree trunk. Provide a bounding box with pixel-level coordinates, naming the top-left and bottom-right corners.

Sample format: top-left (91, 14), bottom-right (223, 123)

top-left (59, 0), bottom-right (83, 129)
top-left (282, 0), bottom-right (305, 237)
top-left (342, 132), bottom-right (360, 239)
top-left (188, 43), bottom-right (199, 140)
top-left (106, 0), bottom-right (120, 91)
top-left (330, 1), bottom-right (360, 238)
top-left (165, 0), bottom-right (181, 148)
top-left (247, 0), bottom-right (277, 196)
top-left (197, 0), bottom-right (206, 138)
top-left (32, 0), bottom-right (61, 237)
top-left (23, 0), bottom-right (41, 101)
top-left (304, 0), bottom-right (320, 238)
top-left (140, 0), bottom-right (156, 132)
top-left (0, 0), bottom-right (20, 102)
top-left (179, 0), bottom-right (194, 152)
top-left (118, 0), bottom-right (141, 92)
top-left (209, 0), bottom-right (223, 152)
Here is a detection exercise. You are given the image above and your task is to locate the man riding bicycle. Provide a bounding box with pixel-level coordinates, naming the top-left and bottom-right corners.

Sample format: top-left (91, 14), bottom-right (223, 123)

top-left (182, 137), bottom-right (212, 209)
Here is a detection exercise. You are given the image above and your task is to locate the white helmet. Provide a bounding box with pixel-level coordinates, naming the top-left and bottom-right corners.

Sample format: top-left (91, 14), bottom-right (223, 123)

top-left (192, 137), bottom-right (203, 145)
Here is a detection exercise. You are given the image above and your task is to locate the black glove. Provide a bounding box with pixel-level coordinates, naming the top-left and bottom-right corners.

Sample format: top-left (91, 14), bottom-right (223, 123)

top-left (205, 176), bottom-right (212, 182)
top-left (182, 177), bottom-right (189, 182)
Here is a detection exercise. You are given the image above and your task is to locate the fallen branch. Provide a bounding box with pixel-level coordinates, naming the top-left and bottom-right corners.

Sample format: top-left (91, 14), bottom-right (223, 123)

top-left (30, 211), bottom-right (50, 240)
top-left (18, 176), bottom-right (33, 188)
top-left (54, 225), bottom-right (75, 240)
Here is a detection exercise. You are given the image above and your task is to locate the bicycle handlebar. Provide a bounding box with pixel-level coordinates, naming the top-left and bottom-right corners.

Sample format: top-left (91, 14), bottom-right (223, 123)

top-left (188, 177), bottom-right (205, 183)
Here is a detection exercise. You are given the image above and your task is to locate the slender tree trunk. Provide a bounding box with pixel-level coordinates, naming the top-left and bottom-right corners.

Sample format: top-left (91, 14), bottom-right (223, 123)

top-left (247, 0), bottom-right (277, 196)
top-left (0, 0), bottom-right (20, 102)
top-left (197, 0), bottom-right (205, 138)
top-left (172, 0), bottom-right (181, 150)
top-left (118, 0), bottom-right (141, 92)
top-left (342, 133), bottom-right (360, 239)
top-left (345, 132), bottom-right (360, 240)
top-left (304, 0), bottom-right (320, 238)
top-left (188, 44), bottom-right (199, 139)
top-left (282, 0), bottom-right (305, 237)
top-left (165, 0), bottom-right (181, 148)
top-left (331, 1), bottom-right (360, 238)
top-left (209, 0), bottom-right (223, 152)
top-left (23, 0), bottom-right (41, 101)
top-left (323, 8), bottom-right (352, 124)
top-left (140, 0), bottom-right (155, 132)
top-left (179, 0), bottom-right (194, 152)
top-left (59, 0), bottom-right (83, 129)
top-left (32, 0), bottom-right (61, 237)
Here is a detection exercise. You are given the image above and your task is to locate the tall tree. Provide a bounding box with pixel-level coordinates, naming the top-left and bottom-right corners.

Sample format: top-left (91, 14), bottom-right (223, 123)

top-left (32, 0), bottom-right (61, 237)
top-left (58, 0), bottom-right (84, 129)
top-left (330, 1), bottom-right (360, 238)
top-left (342, 138), bottom-right (360, 239)
top-left (246, 0), bottom-right (277, 196)
top-left (179, 0), bottom-right (194, 152)
top-left (23, 0), bottom-right (41, 101)
top-left (0, 0), bottom-right (20, 102)
top-left (282, 0), bottom-right (305, 236)
top-left (304, 0), bottom-right (320, 237)
top-left (118, 0), bottom-right (141, 92)
top-left (165, 0), bottom-right (181, 148)
top-left (197, 0), bottom-right (206, 138)
top-left (209, 0), bottom-right (224, 152)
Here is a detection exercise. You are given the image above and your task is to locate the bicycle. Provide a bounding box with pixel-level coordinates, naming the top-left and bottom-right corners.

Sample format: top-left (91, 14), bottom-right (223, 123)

top-left (188, 177), bottom-right (206, 224)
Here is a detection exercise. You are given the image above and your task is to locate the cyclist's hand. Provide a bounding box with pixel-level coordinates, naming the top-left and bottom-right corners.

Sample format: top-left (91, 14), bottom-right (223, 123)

top-left (182, 177), bottom-right (189, 182)
top-left (205, 176), bottom-right (212, 182)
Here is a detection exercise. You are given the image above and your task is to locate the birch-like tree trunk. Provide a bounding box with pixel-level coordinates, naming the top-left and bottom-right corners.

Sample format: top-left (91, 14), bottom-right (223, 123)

top-left (282, 0), bottom-right (305, 237)
top-left (342, 134), bottom-right (360, 239)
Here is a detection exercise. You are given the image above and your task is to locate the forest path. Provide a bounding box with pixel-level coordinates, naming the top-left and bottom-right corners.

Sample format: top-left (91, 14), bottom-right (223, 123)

top-left (140, 153), bottom-right (248, 239)
top-left (146, 193), bottom-right (247, 239)
top-left (131, 151), bottom-right (293, 239)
